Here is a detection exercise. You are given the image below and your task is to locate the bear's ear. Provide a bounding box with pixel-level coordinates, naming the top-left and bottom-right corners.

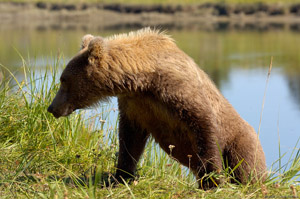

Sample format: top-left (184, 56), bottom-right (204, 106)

top-left (87, 37), bottom-right (106, 63)
top-left (81, 34), bottom-right (94, 49)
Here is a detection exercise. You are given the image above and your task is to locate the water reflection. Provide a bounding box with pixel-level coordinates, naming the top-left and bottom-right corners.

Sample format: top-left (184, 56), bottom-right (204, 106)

top-left (1, 27), bottom-right (300, 168)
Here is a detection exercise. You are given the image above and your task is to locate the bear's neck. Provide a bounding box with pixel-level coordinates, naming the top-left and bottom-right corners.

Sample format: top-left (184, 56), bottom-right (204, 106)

top-left (102, 45), bottom-right (156, 94)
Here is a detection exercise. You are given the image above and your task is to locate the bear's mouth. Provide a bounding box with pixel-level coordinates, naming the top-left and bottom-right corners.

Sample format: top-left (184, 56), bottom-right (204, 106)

top-left (48, 104), bottom-right (75, 118)
top-left (60, 105), bottom-right (75, 117)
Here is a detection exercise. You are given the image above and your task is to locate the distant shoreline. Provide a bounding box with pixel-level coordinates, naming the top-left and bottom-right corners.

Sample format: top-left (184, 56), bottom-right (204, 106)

top-left (1, 2), bottom-right (300, 31)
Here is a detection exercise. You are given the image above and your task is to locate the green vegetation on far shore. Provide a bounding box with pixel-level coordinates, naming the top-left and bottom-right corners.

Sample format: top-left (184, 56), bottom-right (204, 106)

top-left (0, 57), bottom-right (299, 198)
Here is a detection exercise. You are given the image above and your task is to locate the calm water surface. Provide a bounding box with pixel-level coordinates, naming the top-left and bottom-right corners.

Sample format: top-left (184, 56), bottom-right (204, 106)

top-left (1, 27), bottom-right (300, 170)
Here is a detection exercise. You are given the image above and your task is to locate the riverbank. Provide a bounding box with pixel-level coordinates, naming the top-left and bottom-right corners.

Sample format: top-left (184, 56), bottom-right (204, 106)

top-left (1, 2), bottom-right (300, 31)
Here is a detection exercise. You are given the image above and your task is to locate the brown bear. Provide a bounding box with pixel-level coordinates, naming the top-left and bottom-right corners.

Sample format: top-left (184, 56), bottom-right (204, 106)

top-left (48, 28), bottom-right (266, 189)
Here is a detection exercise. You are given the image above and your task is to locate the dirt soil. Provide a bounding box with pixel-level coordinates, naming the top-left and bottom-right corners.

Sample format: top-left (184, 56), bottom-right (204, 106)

top-left (1, 2), bottom-right (300, 31)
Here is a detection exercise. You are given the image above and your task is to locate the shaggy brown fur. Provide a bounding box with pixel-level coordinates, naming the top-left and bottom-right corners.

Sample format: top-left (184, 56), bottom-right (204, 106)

top-left (48, 28), bottom-right (266, 189)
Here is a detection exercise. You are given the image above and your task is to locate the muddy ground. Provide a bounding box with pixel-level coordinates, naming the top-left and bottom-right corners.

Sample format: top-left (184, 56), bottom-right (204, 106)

top-left (1, 2), bottom-right (300, 31)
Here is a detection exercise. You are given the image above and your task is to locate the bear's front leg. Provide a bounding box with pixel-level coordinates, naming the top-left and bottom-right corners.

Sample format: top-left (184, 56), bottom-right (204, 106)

top-left (115, 111), bottom-right (150, 183)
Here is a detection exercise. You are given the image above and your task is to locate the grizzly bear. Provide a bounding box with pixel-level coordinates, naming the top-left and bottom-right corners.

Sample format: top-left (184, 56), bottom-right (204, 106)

top-left (48, 28), bottom-right (266, 189)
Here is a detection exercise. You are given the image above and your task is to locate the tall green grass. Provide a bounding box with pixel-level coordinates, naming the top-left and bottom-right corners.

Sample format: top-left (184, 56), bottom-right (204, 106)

top-left (0, 56), bottom-right (299, 198)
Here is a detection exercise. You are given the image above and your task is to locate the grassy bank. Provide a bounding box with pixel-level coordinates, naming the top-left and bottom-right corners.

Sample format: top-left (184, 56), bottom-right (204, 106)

top-left (0, 58), bottom-right (300, 198)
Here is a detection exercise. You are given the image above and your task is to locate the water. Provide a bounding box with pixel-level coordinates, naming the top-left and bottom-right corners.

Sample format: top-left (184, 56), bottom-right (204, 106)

top-left (1, 27), bottom-right (300, 170)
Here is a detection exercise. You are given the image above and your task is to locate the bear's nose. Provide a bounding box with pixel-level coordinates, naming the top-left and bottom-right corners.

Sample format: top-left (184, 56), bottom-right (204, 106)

top-left (47, 105), bottom-right (54, 113)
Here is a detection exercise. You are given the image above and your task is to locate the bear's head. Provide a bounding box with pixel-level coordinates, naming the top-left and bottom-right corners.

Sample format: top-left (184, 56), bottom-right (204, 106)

top-left (48, 34), bottom-right (109, 118)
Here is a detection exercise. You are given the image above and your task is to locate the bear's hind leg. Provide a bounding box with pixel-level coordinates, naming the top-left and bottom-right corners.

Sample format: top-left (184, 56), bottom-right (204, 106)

top-left (195, 145), bottom-right (223, 190)
top-left (190, 132), bottom-right (223, 189)
top-left (228, 137), bottom-right (267, 185)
